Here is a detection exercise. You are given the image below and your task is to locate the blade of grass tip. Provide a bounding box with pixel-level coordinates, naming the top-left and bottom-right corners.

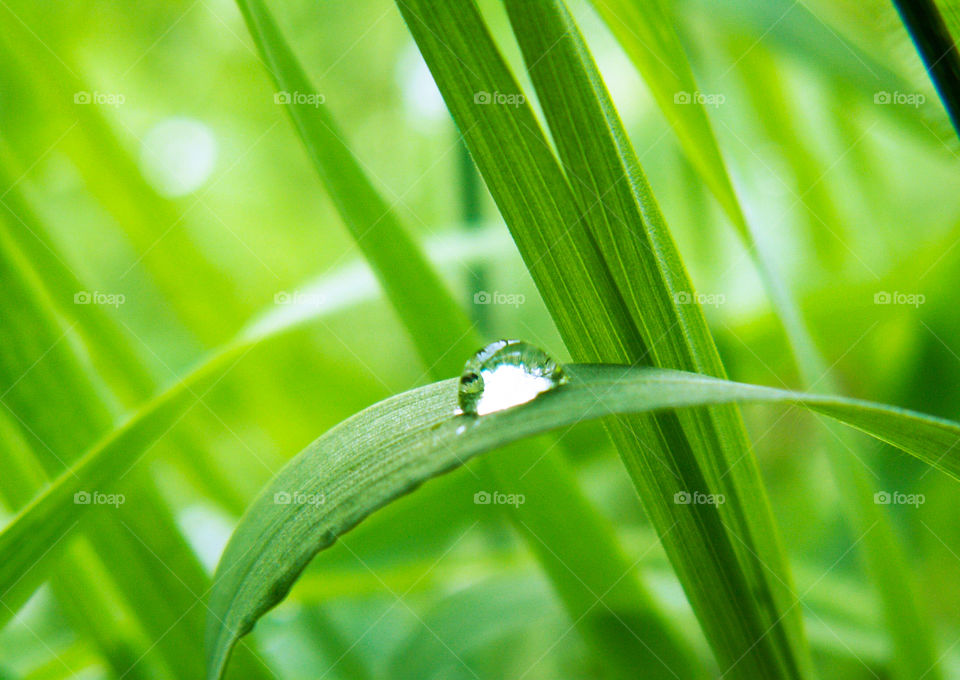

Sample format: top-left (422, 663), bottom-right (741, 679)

top-left (205, 363), bottom-right (960, 679)
top-left (592, 1), bottom-right (944, 676)
top-left (395, 0), bottom-right (811, 677)
top-left (232, 2), bottom-right (700, 676)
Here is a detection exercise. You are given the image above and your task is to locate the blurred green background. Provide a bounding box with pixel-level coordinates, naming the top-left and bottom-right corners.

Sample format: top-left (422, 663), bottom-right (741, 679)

top-left (2, 0), bottom-right (960, 678)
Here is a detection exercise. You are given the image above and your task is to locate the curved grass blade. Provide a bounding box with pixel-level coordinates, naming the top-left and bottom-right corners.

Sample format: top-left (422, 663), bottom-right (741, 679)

top-left (0, 225), bottom-right (496, 629)
top-left (0, 155), bottom-right (156, 402)
top-left (0, 408), bottom-right (161, 680)
top-left (588, 0), bottom-right (819, 379)
top-left (205, 363), bottom-right (960, 679)
top-left (0, 342), bottom-right (248, 627)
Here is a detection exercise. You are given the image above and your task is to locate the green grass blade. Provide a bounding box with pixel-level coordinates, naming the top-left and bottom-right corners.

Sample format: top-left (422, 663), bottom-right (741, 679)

top-left (732, 45), bottom-right (849, 269)
top-left (588, 0), bottom-right (820, 379)
top-left (0, 411), bottom-right (159, 680)
top-left (0, 140), bottom-right (260, 518)
top-left (587, 0), bottom-right (747, 236)
top-left (1, 233), bottom-right (487, 622)
top-left (204, 363), bottom-right (960, 679)
top-left (234, 0), bottom-right (476, 373)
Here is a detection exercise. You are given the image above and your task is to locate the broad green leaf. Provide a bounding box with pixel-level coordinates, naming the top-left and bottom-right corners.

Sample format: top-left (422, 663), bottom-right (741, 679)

top-left (205, 363), bottom-right (960, 679)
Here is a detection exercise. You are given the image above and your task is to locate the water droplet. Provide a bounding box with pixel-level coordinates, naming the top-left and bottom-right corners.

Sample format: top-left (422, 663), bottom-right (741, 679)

top-left (456, 340), bottom-right (567, 416)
